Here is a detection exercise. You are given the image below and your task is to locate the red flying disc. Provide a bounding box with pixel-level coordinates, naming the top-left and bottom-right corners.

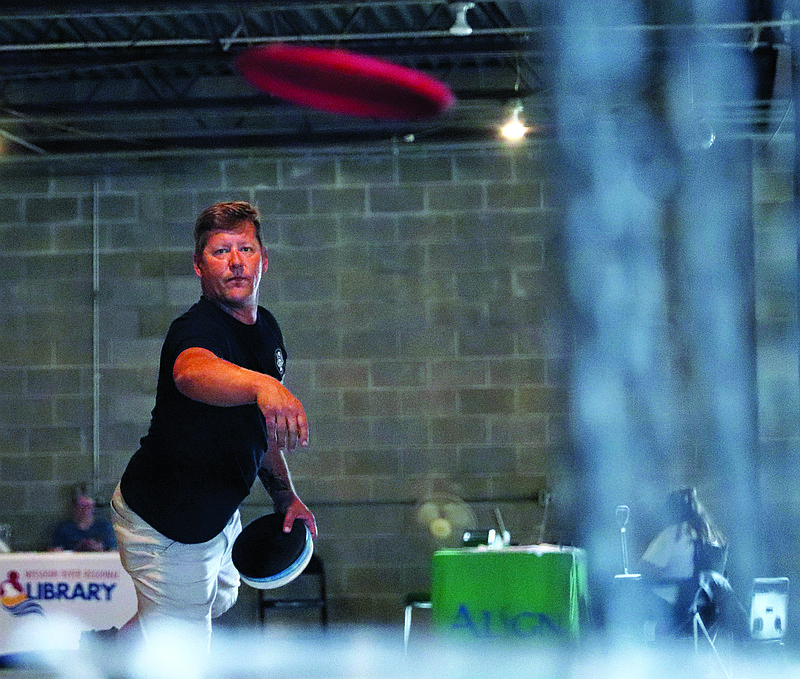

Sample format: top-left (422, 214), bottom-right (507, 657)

top-left (236, 43), bottom-right (455, 120)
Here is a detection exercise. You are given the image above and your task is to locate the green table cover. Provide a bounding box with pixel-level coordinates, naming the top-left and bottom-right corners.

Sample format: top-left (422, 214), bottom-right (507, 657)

top-left (431, 544), bottom-right (589, 641)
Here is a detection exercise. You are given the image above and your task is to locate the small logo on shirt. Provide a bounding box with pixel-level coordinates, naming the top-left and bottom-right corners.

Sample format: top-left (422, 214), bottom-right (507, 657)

top-left (275, 349), bottom-right (285, 377)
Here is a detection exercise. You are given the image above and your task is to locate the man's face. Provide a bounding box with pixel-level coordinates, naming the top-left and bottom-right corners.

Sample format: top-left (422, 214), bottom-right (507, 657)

top-left (193, 221), bottom-right (268, 313)
top-left (73, 495), bottom-right (95, 523)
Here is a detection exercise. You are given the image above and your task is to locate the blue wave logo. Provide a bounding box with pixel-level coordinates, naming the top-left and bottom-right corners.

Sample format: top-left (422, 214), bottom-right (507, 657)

top-left (1, 570), bottom-right (44, 618)
top-left (2, 597), bottom-right (44, 617)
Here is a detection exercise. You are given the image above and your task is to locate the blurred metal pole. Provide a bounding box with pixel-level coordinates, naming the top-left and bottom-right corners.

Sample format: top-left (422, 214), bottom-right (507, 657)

top-left (554, 0), bottom-right (762, 634)
top-left (553, 0), bottom-right (682, 632)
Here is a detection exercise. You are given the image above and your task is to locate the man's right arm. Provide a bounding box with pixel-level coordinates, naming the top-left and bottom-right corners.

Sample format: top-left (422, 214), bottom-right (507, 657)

top-left (173, 346), bottom-right (308, 452)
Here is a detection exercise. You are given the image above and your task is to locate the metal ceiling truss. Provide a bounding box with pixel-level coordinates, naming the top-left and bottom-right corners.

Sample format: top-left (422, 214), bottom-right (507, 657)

top-left (0, 2), bottom-right (543, 156)
top-left (0, 2), bottom-right (788, 157)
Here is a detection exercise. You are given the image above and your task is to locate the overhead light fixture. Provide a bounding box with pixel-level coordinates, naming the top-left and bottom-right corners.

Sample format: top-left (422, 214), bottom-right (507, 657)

top-left (500, 102), bottom-right (528, 142)
top-left (449, 2), bottom-right (475, 36)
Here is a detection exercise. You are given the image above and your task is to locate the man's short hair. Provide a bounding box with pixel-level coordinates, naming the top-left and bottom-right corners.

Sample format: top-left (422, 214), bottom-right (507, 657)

top-left (194, 201), bottom-right (262, 257)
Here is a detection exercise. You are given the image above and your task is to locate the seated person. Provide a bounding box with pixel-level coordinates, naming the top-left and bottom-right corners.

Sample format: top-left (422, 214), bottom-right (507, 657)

top-left (638, 487), bottom-right (746, 639)
top-left (50, 490), bottom-right (117, 552)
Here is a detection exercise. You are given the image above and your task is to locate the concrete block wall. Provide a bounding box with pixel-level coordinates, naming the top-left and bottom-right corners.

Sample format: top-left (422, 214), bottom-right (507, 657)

top-left (1, 135), bottom-right (795, 629)
top-left (0, 143), bottom-right (563, 623)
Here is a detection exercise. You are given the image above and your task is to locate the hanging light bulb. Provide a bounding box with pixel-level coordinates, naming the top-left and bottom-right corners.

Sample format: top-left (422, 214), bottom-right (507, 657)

top-left (449, 2), bottom-right (475, 36)
top-left (500, 102), bottom-right (528, 142)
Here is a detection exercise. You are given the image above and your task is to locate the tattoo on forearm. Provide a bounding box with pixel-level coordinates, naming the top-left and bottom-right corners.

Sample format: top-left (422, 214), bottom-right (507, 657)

top-left (259, 468), bottom-right (291, 495)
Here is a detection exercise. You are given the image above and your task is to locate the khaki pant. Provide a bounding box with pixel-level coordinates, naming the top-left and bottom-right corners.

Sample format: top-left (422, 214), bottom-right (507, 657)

top-left (111, 485), bottom-right (241, 650)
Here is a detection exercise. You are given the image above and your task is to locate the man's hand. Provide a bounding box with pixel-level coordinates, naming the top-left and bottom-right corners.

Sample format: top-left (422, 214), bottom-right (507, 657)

top-left (283, 495), bottom-right (317, 539)
top-left (256, 379), bottom-right (308, 453)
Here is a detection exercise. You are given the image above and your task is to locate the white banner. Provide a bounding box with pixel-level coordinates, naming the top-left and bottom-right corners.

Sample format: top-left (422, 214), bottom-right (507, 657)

top-left (0, 551), bottom-right (137, 655)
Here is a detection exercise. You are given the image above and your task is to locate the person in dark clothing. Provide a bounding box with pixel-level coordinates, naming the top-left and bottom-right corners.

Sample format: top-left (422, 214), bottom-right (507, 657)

top-left (111, 201), bottom-right (315, 651)
top-left (50, 490), bottom-right (116, 552)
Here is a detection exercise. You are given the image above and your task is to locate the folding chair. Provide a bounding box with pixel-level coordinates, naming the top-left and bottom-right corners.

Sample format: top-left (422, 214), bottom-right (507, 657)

top-left (403, 592), bottom-right (431, 653)
top-left (258, 554), bottom-right (328, 628)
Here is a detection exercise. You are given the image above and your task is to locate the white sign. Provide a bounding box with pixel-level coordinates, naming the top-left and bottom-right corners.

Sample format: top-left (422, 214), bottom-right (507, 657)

top-left (0, 551), bottom-right (137, 655)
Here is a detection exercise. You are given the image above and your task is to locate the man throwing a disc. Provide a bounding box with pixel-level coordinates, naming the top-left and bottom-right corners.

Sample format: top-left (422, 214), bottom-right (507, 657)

top-left (111, 201), bottom-right (316, 649)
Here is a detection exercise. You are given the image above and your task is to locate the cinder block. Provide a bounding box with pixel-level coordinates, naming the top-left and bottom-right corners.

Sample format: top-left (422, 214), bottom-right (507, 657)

top-left (399, 213), bottom-right (454, 242)
top-left (53, 223), bottom-right (92, 251)
top-left (453, 152), bottom-right (513, 181)
top-left (289, 330), bottom-right (340, 360)
top-left (459, 388), bottom-right (515, 414)
top-left (54, 455), bottom-right (95, 485)
top-left (427, 183), bottom-right (483, 212)
top-left (26, 368), bottom-right (80, 396)
top-left (253, 187), bottom-right (310, 215)
top-left (1, 455), bottom-right (55, 482)
top-left (344, 448), bottom-right (401, 475)
top-left (279, 216), bottom-right (338, 247)
top-left (398, 155), bottom-right (452, 182)
top-left (369, 185), bottom-right (424, 213)
top-left (0, 198), bottom-right (22, 223)
top-left (518, 386), bottom-right (569, 414)
top-left (370, 417), bottom-right (428, 447)
top-left (110, 338), bottom-right (162, 365)
top-left (312, 187), bottom-right (366, 214)
top-left (399, 388), bottom-right (457, 415)
top-left (428, 241), bottom-right (485, 270)
top-left (28, 426), bottom-right (82, 453)
top-left (26, 196), bottom-right (79, 223)
top-left (459, 445), bottom-right (515, 473)
top-left (310, 418), bottom-right (370, 451)
top-left (430, 416), bottom-right (487, 444)
top-left (225, 158), bottom-right (279, 187)
top-left (342, 390), bottom-right (399, 417)
top-left (491, 415), bottom-right (548, 445)
top-left (283, 274), bottom-right (338, 302)
top-left (112, 393), bottom-right (155, 424)
top-left (458, 329), bottom-right (515, 356)
top-left (0, 398), bottom-right (52, 427)
top-left (486, 182), bottom-right (541, 210)
top-left (0, 484), bottom-right (26, 512)
top-left (342, 329), bottom-right (399, 358)
top-left (283, 157), bottom-right (337, 186)
top-left (370, 360), bottom-right (425, 388)
top-left (489, 358), bottom-right (546, 385)
top-left (0, 427), bottom-right (26, 455)
top-left (316, 363), bottom-right (370, 389)
top-left (53, 396), bottom-right (93, 426)
top-left (398, 327), bottom-right (455, 357)
top-left (430, 359), bottom-right (486, 387)
top-left (98, 194), bottom-right (137, 221)
top-left (339, 156), bottom-right (395, 184)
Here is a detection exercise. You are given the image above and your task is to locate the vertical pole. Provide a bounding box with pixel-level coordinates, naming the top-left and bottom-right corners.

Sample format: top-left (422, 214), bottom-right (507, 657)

top-left (92, 179), bottom-right (101, 496)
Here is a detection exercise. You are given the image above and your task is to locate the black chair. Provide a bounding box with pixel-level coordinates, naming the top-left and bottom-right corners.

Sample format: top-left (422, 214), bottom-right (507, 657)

top-left (258, 554), bottom-right (328, 628)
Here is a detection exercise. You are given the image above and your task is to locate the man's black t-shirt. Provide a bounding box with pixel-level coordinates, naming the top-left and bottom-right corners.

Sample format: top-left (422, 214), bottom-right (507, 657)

top-left (120, 296), bottom-right (287, 544)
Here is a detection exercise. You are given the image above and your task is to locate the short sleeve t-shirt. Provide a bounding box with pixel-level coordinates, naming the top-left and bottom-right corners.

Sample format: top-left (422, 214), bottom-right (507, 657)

top-left (51, 519), bottom-right (117, 551)
top-left (120, 296), bottom-right (287, 544)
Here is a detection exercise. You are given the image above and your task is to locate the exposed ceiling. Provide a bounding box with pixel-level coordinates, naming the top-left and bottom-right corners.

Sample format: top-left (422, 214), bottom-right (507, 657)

top-left (0, 1), bottom-right (545, 157)
top-left (0, 2), bottom-right (788, 158)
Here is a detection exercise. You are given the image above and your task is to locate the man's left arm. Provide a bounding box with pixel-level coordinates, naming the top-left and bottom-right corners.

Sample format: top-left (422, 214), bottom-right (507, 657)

top-left (258, 443), bottom-right (317, 538)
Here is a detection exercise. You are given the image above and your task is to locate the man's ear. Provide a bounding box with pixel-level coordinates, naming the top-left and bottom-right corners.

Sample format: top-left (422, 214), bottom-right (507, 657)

top-left (261, 247), bottom-right (269, 273)
top-left (193, 252), bottom-right (203, 277)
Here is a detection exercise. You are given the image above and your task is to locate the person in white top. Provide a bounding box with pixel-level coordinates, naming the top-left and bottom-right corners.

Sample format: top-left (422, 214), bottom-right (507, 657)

top-left (638, 487), bottom-right (740, 637)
